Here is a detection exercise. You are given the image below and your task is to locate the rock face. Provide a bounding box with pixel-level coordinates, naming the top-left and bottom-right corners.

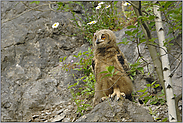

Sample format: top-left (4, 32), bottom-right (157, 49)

top-left (1, 1), bottom-right (85, 122)
top-left (1, 1), bottom-right (182, 122)
top-left (76, 99), bottom-right (154, 122)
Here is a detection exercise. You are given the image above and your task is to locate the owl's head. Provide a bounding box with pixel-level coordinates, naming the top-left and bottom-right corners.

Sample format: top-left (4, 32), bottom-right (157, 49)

top-left (93, 29), bottom-right (116, 48)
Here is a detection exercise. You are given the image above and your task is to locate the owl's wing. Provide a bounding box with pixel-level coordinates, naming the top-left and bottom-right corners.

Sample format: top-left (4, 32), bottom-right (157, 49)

top-left (117, 48), bottom-right (129, 72)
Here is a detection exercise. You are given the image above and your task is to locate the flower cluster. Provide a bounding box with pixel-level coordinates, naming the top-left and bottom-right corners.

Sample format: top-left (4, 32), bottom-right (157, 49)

top-left (87, 2), bottom-right (111, 25)
top-left (96, 2), bottom-right (104, 10)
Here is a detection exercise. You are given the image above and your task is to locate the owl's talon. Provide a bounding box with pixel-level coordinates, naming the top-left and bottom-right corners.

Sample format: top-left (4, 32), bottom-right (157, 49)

top-left (116, 93), bottom-right (125, 101)
top-left (100, 98), bottom-right (103, 102)
top-left (100, 97), bottom-right (105, 102)
top-left (100, 96), bottom-right (108, 102)
top-left (116, 97), bottom-right (120, 101)
top-left (109, 94), bottom-right (114, 101)
top-left (121, 92), bottom-right (126, 99)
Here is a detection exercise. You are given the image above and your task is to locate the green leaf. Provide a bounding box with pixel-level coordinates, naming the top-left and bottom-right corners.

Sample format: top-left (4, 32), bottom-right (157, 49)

top-left (137, 67), bottom-right (143, 71)
top-left (130, 76), bottom-right (134, 80)
top-left (149, 37), bottom-right (157, 42)
top-left (73, 62), bottom-right (80, 65)
top-left (114, 1), bottom-right (118, 6)
top-left (131, 72), bottom-right (136, 76)
top-left (162, 117), bottom-right (168, 122)
top-left (88, 47), bottom-right (91, 53)
top-left (68, 81), bottom-right (79, 88)
top-left (78, 51), bottom-right (82, 57)
top-left (132, 29), bottom-right (139, 34)
top-left (122, 37), bottom-right (127, 42)
top-left (30, 1), bottom-right (40, 4)
top-left (151, 81), bottom-right (156, 86)
top-left (101, 74), bottom-right (112, 80)
top-left (63, 56), bottom-right (67, 61)
top-left (137, 88), bottom-right (147, 93)
top-left (140, 39), bottom-right (146, 43)
top-left (117, 38), bottom-right (129, 45)
top-left (99, 71), bottom-right (109, 74)
top-left (111, 67), bottom-right (115, 74)
top-left (153, 84), bottom-right (160, 88)
top-left (125, 31), bottom-right (132, 35)
top-left (107, 66), bottom-right (115, 73)
top-left (140, 92), bottom-right (148, 98)
top-left (146, 84), bottom-right (151, 87)
top-left (148, 15), bottom-right (156, 20)
top-left (164, 1), bottom-right (174, 9)
top-left (148, 72), bottom-right (150, 76)
top-left (144, 95), bottom-right (152, 104)
top-left (127, 25), bottom-right (136, 29)
top-left (114, 71), bottom-right (119, 75)
top-left (148, 107), bottom-right (153, 114)
top-left (73, 55), bottom-right (78, 58)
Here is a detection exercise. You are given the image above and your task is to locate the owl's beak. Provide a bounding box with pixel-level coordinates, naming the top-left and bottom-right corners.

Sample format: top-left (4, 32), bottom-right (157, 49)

top-left (96, 39), bottom-right (100, 44)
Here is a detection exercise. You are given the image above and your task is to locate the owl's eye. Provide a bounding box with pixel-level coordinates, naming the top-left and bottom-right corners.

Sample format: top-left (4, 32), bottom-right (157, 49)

top-left (101, 36), bottom-right (105, 40)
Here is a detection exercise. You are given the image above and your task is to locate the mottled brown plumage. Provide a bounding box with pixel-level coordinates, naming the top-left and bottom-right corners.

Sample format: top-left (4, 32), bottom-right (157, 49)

top-left (92, 29), bottom-right (133, 106)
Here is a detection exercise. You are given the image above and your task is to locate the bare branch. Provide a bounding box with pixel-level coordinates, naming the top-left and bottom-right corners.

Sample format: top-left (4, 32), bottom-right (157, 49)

top-left (169, 59), bottom-right (182, 78)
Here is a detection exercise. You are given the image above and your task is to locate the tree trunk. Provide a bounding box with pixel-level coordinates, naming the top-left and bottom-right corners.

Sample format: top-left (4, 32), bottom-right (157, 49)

top-left (153, 4), bottom-right (177, 122)
top-left (129, 1), bottom-right (165, 95)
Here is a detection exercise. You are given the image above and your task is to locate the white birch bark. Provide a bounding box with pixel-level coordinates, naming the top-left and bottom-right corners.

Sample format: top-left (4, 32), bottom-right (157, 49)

top-left (130, 1), bottom-right (166, 95)
top-left (153, 4), bottom-right (177, 122)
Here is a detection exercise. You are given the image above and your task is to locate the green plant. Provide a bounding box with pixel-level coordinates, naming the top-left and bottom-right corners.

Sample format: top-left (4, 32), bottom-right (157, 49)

top-left (61, 46), bottom-right (95, 115)
top-left (128, 57), bottom-right (144, 80)
top-left (149, 106), bottom-right (161, 121)
top-left (137, 81), bottom-right (166, 105)
top-left (56, 1), bottom-right (128, 44)
top-left (68, 72), bottom-right (95, 115)
top-left (100, 66), bottom-right (119, 80)
top-left (60, 47), bottom-right (93, 72)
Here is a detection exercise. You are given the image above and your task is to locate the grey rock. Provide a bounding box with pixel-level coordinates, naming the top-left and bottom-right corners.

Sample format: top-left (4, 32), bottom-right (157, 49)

top-left (51, 114), bottom-right (65, 122)
top-left (56, 109), bottom-right (65, 115)
top-left (1, 1), bottom-right (85, 122)
top-left (76, 99), bottom-right (154, 122)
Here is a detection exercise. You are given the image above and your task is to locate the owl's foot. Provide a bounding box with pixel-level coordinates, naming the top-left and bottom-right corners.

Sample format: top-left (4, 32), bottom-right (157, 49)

top-left (100, 95), bottom-right (111, 102)
top-left (100, 88), bottom-right (126, 102)
top-left (110, 88), bottom-right (126, 101)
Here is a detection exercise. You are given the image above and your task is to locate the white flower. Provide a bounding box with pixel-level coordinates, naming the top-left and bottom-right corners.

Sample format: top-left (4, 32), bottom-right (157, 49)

top-left (96, 5), bottom-right (101, 10)
top-left (98, 2), bottom-right (104, 6)
top-left (16, 64), bottom-right (21, 68)
top-left (105, 5), bottom-right (111, 9)
top-left (87, 21), bottom-right (97, 25)
top-left (123, 2), bottom-right (131, 6)
top-left (52, 22), bottom-right (59, 28)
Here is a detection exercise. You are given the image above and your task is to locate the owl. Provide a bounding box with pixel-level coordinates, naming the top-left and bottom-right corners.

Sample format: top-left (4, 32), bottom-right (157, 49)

top-left (92, 29), bottom-right (133, 106)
